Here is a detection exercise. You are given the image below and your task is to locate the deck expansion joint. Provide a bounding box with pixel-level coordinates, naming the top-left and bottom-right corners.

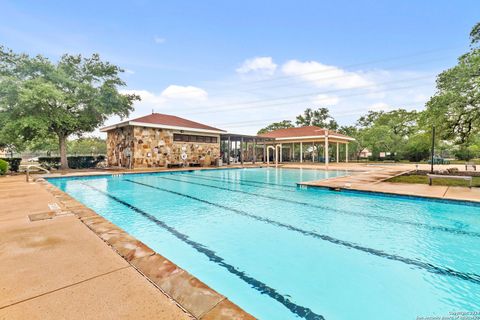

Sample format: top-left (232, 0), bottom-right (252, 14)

top-left (0, 266), bottom-right (131, 311)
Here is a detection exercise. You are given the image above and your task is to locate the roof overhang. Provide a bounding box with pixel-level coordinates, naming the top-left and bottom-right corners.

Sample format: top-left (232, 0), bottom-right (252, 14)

top-left (272, 135), bottom-right (356, 141)
top-left (100, 121), bottom-right (225, 135)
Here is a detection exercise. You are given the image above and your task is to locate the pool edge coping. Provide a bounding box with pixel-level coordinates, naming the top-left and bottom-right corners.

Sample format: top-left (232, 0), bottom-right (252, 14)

top-left (37, 178), bottom-right (255, 320)
top-left (297, 182), bottom-right (480, 206)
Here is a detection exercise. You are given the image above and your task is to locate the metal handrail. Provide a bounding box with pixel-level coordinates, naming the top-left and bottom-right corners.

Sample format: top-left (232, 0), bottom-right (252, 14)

top-left (20, 164), bottom-right (50, 182)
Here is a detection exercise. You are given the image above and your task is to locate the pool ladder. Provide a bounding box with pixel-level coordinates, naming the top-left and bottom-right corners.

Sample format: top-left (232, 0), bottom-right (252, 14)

top-left (21, 165), bottom-right (50, 182)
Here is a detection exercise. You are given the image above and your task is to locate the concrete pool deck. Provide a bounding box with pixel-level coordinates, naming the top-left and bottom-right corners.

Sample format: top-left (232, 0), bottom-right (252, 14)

top-left (289, 163), bottom-right (480, 203)
top-left (0, 175), bottom-right (253, 320)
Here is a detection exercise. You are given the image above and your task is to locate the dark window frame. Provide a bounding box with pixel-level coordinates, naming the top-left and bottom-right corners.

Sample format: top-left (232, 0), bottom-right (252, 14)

top-left (173, 133), bottom-right (218, 143)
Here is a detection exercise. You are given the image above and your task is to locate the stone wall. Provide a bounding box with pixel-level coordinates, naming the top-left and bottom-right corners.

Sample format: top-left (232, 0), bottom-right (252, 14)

top-left (106, 126), bottom-right (220, 168)
top-left (106, 126), bottom-right (135, 167)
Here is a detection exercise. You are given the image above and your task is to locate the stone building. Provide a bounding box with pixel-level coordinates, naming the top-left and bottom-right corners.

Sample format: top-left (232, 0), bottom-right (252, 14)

top-left (101, 113), bottom-right (225, 168)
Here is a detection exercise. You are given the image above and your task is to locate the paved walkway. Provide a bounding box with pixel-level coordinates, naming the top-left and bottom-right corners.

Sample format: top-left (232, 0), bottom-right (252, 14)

top-left (0, 176), bottom-right (191, 320)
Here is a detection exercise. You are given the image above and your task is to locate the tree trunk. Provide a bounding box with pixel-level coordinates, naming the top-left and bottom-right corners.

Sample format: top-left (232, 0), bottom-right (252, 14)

top-left (58, 133), bottom-right (69, 170)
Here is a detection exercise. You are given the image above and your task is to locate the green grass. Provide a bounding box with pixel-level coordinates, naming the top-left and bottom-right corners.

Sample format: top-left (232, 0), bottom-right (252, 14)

top-left (388, 174), bottom-right (480, 187)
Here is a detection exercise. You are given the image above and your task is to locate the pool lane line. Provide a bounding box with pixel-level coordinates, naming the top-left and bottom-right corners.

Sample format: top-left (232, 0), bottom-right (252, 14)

top-left (186, 172), bottom-right (298, 189)
top-left (176, 172), bottom-right (297, 192)
top-left (154, 175), bottom-right (480, 239)
top-left (124, 178), bottom-right (480, 286)
top-left (80, 182), bottom-right (324, 320)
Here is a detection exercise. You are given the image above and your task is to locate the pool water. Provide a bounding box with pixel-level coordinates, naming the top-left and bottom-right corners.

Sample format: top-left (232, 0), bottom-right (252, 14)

top-left (48, 168), bottom-right (480, 319)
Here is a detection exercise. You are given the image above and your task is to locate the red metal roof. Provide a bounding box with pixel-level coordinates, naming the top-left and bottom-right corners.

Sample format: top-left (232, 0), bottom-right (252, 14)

top-left (258, 126), bottom-right (353, 140)
top-left (129, 113), bottom-right (226, 132)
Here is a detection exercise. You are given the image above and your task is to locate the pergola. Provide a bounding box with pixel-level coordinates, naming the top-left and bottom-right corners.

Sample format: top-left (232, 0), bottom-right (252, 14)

top-left (219, 133), bottom-right (274, 165)
top-left (258, 126), bottom-right (355, 165)
top-left (220, 127), bottom-right (355, 166)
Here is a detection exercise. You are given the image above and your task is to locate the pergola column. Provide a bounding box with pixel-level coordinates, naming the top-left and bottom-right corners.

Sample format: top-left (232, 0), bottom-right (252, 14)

top-left (300, 142), bottom-right (303, 163)
top-left (336, 142), bottom-right (339, 163)
top-left (345, 143), bottom-right (349, 163)
top-left (240, 137), bottom-right (244, 165)
top-left (280, 144), bottom-right (283, 162)
top-left (325, 132), bottom-right (329, 166)
top-left (253, 139), bottom-right (256, 164)
top-left (227, 136), bottom-right (231, 165)
top-left (263, 143), bottom-right (266, 163)
top-left (312, 142), bottom-right (315, 162)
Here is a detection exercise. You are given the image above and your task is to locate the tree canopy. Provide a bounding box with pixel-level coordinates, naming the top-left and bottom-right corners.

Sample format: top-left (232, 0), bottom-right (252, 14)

top-left (423, 23), bottom-right (480, 145)
top-left (296, 107), bottom-right (339, 130)
top-left (257, 120), bottom-right (294, 134)
top-left (257, 107), bottom-right (338, 134)
top-left (0, 47), bottom-right (139, 168)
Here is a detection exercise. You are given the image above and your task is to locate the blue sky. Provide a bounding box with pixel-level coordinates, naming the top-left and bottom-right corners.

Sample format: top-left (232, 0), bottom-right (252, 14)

top-left (1, 0), bottom-right (479, 135)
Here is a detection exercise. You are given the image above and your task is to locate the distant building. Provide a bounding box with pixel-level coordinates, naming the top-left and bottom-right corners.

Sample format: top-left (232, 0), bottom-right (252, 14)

top-left (101, 113), bottom-right (225, 168)
top-left (359, 148), bottom-right (372, 158)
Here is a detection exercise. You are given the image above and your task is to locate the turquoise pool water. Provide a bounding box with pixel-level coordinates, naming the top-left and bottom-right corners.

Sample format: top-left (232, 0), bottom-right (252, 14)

top-left (48, 168), bottom-right (480, 319)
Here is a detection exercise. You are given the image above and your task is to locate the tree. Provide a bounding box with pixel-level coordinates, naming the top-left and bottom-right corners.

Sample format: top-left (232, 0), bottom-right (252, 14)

top-left (296, 107), bottom-right (339, 130)
top-left (339, 125), bottom-right (366, 160)
top-left (423, 22), bottom-right (480, 145)
top-left (351, 109), bottom-right (420, 160)
top-left (257, 120), bottom-right (294, 134)
top-left (0, 47), bottom-right (140, 169)
top-left (69, 137), bottom-right (107, 155)
top-left (400, 133), bottom-right (431, 162)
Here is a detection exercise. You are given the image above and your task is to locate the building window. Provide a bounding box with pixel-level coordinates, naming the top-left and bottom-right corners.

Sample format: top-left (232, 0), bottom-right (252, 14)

top-left (173, 134), bottom-right (217, 143)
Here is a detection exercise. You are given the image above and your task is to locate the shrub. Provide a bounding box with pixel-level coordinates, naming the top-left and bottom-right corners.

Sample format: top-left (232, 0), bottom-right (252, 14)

top-left (0, 158), bottom-right (22, 172)
top-left (38, 156), bottom-right (105, 169)
top-left (454, 146), bottom-right (476, 161)
top-left (0, 159), bottom-right (8, 175)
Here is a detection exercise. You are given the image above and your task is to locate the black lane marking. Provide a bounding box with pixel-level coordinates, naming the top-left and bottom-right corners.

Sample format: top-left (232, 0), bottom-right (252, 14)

top-left (178, 173), bottom-right (297, 192)
top-left (156, 175), bottom-right (480, 239)
top-left (80, 182), bottom-right (324, 320)
top-left (189, 172), bottom-right (298, 189)
top-left (125, 178), bottom-right (480, 286)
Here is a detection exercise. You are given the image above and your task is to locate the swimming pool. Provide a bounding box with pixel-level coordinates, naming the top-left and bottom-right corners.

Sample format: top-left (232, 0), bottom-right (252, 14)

top-left (48, 168), bottom-right (480, 319)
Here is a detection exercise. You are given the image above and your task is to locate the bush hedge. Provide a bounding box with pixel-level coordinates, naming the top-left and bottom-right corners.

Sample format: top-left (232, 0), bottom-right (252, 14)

top-left (0, 159), bottom-right (8, 175)
top-left (0, 158), bottom-right (21, 172)
top-left (38, 155), bottom-right (106, 169)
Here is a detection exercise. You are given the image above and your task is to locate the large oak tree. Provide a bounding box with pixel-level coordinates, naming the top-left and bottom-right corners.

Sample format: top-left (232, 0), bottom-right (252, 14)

top-left (0, 47), bottom-right (139, 169)
top-left (424, 22), bottom-right (480, 145)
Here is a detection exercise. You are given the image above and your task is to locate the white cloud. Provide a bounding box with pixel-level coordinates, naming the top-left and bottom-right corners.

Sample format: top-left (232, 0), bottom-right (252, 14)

top-left (161, 85), bottom-right (208, 101)
top-left (120, 89), bottom-right (166, 106)
top-left (236, 57), bottom-right (277, 75)
top-left (153, 36), bottom-right (166, 44)
top-left (312, 94), bottom-right (339, 106)
top-left (117, 85), bottom-right (208, 117)
top-left (282, 60), bottom-right (374, 90)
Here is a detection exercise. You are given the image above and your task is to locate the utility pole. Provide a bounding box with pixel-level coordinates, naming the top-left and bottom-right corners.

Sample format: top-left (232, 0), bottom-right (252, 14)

top-left (430, 126), bottom-right (435, 174)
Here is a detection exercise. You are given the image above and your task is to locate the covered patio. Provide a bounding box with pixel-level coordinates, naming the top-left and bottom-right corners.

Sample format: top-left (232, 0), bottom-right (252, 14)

top-left (258, 126), bottom-right (355, 165)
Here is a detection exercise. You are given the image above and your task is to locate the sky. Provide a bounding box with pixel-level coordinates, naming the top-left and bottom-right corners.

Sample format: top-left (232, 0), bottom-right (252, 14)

top-left (0, 0), bottom-right (479, 136)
